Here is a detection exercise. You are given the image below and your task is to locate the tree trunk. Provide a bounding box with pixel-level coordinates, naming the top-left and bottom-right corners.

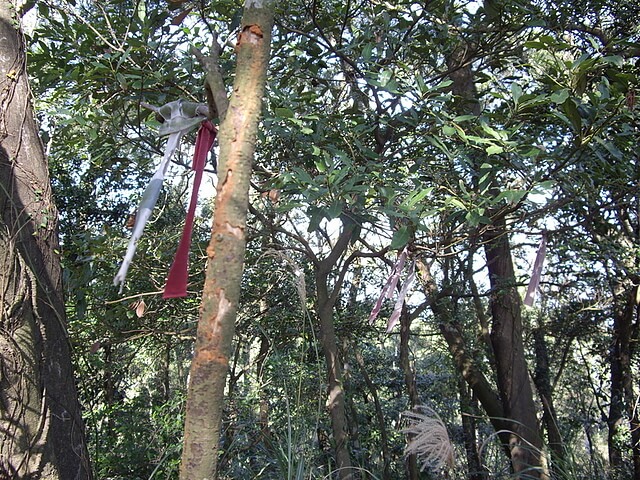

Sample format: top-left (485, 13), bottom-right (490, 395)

top-left (256, 330), bottom-right (271, 442)
top-left (607, 280), bottom-right (639, 479)
top-left (315, 216), bottom-right (355, 480)
top-left (445, 33), bottom-right (545, 476)
top-left (179, 3), bottom-right (273, 479)
top-left (532, 327), bottom-right (564, 470)
top-left (353, 345), bottom-right (391, 480)
top-left (483, 217), bottom-right (545, 477)
top-left (458, 379), bottom-right (486, 480)
top-left (315, 219), bottom-right (356, 480)
top-left (0, 3), bottom-right (92, 478)
top-left (399, 306), bottom-right (420, 480)
top-left (316, 291), bottom-right (353, 479)
top-left (417, 260), bottom-right (511, 449)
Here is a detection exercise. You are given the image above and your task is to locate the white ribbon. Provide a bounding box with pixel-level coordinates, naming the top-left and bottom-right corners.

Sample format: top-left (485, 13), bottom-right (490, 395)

top-left (113, 100), bottom-right (208, 292)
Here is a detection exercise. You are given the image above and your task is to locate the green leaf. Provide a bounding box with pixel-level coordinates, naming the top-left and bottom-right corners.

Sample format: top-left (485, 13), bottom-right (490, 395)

top-left (446, 197), bottom-right (466, 210)
top-left (401, 187), bottom-right (433, 209)
top-left (292, 167), bottom-right (313, 185)
top-left (453, 114), bottom-right (476, 122)
top-left (523, 41), bottom-right (546, 50)
top-left (415, 72), bottom-right (427, 95)
top-left (442, 125), bottom-right (456, 136)
top-left (38, 2), bottom-right (50, 17)
top-left (433, 79), bottom-right (453, 90)
top-left (480, 122), bottom-right (505, 141)
top-left (378, 69), bottom-right (393, 87)
top-left (452, 123), bottom-right (467, 140)
top-left (561, 99), bottom-right (582, 131)
top-left (275, 107), bottom-right (295, 118)
top-left (362, 43), bottom-right (374, 62)
top-left (326, 202), bottom-right (343, 219)
top-left (511, 83), bottom-right (522, 103)
top-left (601, 55), bottom-right (623, 67)
top-left (426, 135), bottom-right (452, 158)
top-left (594, 136), bottom-right (623, 159)
top-left (137, 1), bottom-right (146, 21)
top-left (550, 88), bottom-right (570, 104)
top-left (486, 144), bottom-right (504, 155)
top-left (465, 210), bottom-right (491, 227)
top-left (328, 166), bottom-right (349, 186)
top-left (390, 226), bottom-right (411, 250)
top-left (466, 135), bottom-right (494, 145)
top-left (496, 189), bottom-right (527, 204)
top-left (307, 206), bottom-right (325, 232)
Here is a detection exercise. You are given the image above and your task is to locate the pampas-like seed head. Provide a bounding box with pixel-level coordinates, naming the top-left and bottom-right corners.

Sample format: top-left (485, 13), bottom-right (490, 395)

top-left (402, 406), bottom-right (455, 472)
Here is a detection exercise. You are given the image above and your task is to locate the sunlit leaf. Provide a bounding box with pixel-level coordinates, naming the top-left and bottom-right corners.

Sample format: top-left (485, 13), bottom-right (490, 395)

top-left (390, 226), bottom-right (411, 250)
top-left (275, 107), bottom-right (295, 118)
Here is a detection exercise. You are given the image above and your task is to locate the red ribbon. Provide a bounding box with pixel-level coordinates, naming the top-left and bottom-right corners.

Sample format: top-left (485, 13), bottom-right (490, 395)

top-left (163, 120), bottom-right (217, 298)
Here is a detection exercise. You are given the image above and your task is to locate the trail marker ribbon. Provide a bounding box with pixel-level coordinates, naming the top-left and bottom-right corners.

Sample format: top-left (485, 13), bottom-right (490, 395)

top-left (163, 121), bottom-right (217, 298)
top-left (524, 233), bottom-right (547, 307)
top-left (113, 100), bottom-right (211, 294)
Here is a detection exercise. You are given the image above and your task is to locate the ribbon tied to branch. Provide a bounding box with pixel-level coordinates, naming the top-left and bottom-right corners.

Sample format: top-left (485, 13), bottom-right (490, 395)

top-left (114, 100), bottom-right (217, 298)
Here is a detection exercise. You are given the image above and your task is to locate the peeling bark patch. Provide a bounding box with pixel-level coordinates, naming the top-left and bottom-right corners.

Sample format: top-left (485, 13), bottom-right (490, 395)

top-left (214, 289), bottom-right (231, 325)
top-left (223, 222), bottom-right (243, 238)
top-left (326, 385), bottom-right (342, 409)
top-left (197, 289), bottom-right (232, 365)
top-left (196, 349), bottom-right (229, 366)
top-left (231, 106), bottom-right (246, 142)
top-left (247, 24), bottom-right (263, 38)
top-left (237, 24), bottom-right (263, 48)
top-left (222, 169), bottom-right (233, 186)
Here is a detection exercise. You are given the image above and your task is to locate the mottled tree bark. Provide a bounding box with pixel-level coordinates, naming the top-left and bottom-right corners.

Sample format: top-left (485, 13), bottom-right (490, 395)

top-left (315, 219), bottom-right (356, 480)
top-left (483, 218), bottom-right (544, 477)
top-left (179, 2), bottom-right (274, 479)
top-left (532, 327), bottom-right (564, 468)
top-left (0, 2), bottom-right (92, 478)
top-left (608, 280), bottom-right (639, 479)
top-left (399, 306), bottom-right (419, 480)
top-left (417, 260), bottom-right (510, 444)
top-left (458, 379), bottom-right (486, 480)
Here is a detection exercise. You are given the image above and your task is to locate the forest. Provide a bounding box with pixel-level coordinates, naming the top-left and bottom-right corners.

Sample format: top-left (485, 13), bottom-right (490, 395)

top-left (0, 0), bottom-right (639, 479)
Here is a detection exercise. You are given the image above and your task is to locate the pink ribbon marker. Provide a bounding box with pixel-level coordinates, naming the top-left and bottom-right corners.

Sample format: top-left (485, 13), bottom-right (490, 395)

top-left (523, 233), bottom-right (547, 307)
top-left (163, 120), bottom-right (217, 298)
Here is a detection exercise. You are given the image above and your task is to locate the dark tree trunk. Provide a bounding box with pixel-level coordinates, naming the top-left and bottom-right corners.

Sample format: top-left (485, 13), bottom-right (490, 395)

top-left (315, 218), bottom-right (356, 480)
top-left (0, 3), bottom-right (92, 478)
top-left (608, 281), bottom-right (639, 479)
top-left (256, 330), bottom-right (271, 442)
top-left (399, 306), bottom-right (420, 480)
top-left (445, 32), bottom-right (545, 476)
top-left (483, 217), bottom-right (544, 477)
top-left (459, 379), bottom-right (487, 480)
top-left (417, 261), bottom-right (509, 437)
top-left (631, 307), bottom-right (640, 480)
top-left (532, 327), bottom-right (565, 470)
top-left (353, 345), bottom-right (391, 479)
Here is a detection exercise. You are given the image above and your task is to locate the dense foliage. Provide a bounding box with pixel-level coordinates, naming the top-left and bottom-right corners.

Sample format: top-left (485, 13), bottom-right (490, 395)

top-left (21, 0), bottom-right (640, 478)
